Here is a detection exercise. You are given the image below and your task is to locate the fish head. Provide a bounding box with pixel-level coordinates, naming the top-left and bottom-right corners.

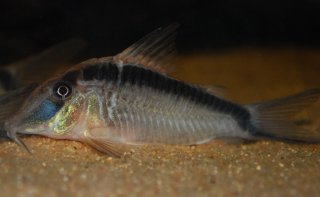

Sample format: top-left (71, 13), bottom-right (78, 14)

top-left (5, 74), bottom-right (87, 140)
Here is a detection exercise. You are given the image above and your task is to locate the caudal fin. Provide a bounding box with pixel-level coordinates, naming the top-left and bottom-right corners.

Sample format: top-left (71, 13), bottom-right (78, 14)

top-left (246, 89), bottom-right (320, 143)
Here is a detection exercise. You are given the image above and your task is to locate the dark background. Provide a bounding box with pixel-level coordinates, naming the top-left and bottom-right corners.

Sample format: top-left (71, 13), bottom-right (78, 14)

top-left (1, 0), bottom-right (320, 65)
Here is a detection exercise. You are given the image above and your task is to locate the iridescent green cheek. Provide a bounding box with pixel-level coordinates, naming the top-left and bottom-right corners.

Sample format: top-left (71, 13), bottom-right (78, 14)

top-left (48, 95), bottom-right (84, 135)
top-left (87, 94), bottom-right (103, 128)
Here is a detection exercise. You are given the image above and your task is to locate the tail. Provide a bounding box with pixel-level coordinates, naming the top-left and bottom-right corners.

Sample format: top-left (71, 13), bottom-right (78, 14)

top-left (246, 89), bottom-right (320, 143)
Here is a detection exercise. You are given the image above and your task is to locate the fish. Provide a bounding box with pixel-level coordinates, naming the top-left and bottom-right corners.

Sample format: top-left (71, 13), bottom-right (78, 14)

top-left (0, 38), bottom-right (86, 140)
top-left (0, 38), bottom-right (86, 94)
top-left (1, 24), bottom-right (320, 156)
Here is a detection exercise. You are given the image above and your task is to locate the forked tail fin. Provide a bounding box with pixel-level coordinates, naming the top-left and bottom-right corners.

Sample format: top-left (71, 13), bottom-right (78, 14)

top-left (246, 89), bottom-right (320, 142)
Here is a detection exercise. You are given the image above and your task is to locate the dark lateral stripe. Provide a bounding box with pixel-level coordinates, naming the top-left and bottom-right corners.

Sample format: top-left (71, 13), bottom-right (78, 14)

top-left (61, 62), bottom-right (119, 85)
top-left (82, 62), bottom-right (119, 81)
top-left (64, 63), bottom-right (251, 130)
top-left (62, 70), bottom-right (80, 84)
top-left (120, 65), bottom-right (251, 130)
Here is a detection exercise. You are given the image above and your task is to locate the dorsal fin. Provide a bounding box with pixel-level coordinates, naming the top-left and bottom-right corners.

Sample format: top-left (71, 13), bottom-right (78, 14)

top-left (114, 23), bottom-right (179, 74)
top-left (205, 84), bottom-right (228, 99)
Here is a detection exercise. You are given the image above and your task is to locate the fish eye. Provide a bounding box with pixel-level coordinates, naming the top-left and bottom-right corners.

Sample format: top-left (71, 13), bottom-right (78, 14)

top-left (53, 82), bottom-right (72, 99)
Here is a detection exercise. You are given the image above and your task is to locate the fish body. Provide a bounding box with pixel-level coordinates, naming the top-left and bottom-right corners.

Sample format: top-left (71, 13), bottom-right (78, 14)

top-left (2, 25), bottom-right (320, 156)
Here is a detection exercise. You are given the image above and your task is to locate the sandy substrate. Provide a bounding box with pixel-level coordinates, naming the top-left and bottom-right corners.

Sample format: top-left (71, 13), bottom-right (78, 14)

top-left (0, 48), bottom-right (320, 197)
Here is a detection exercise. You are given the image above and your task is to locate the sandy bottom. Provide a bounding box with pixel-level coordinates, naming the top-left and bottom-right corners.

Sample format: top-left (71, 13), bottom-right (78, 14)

top-left (1, 48), bottom-right (320, 197)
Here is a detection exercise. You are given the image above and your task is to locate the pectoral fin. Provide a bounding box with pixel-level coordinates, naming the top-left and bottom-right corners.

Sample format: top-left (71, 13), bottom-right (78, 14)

top-left (83, 129), bottom-right (131, 157)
